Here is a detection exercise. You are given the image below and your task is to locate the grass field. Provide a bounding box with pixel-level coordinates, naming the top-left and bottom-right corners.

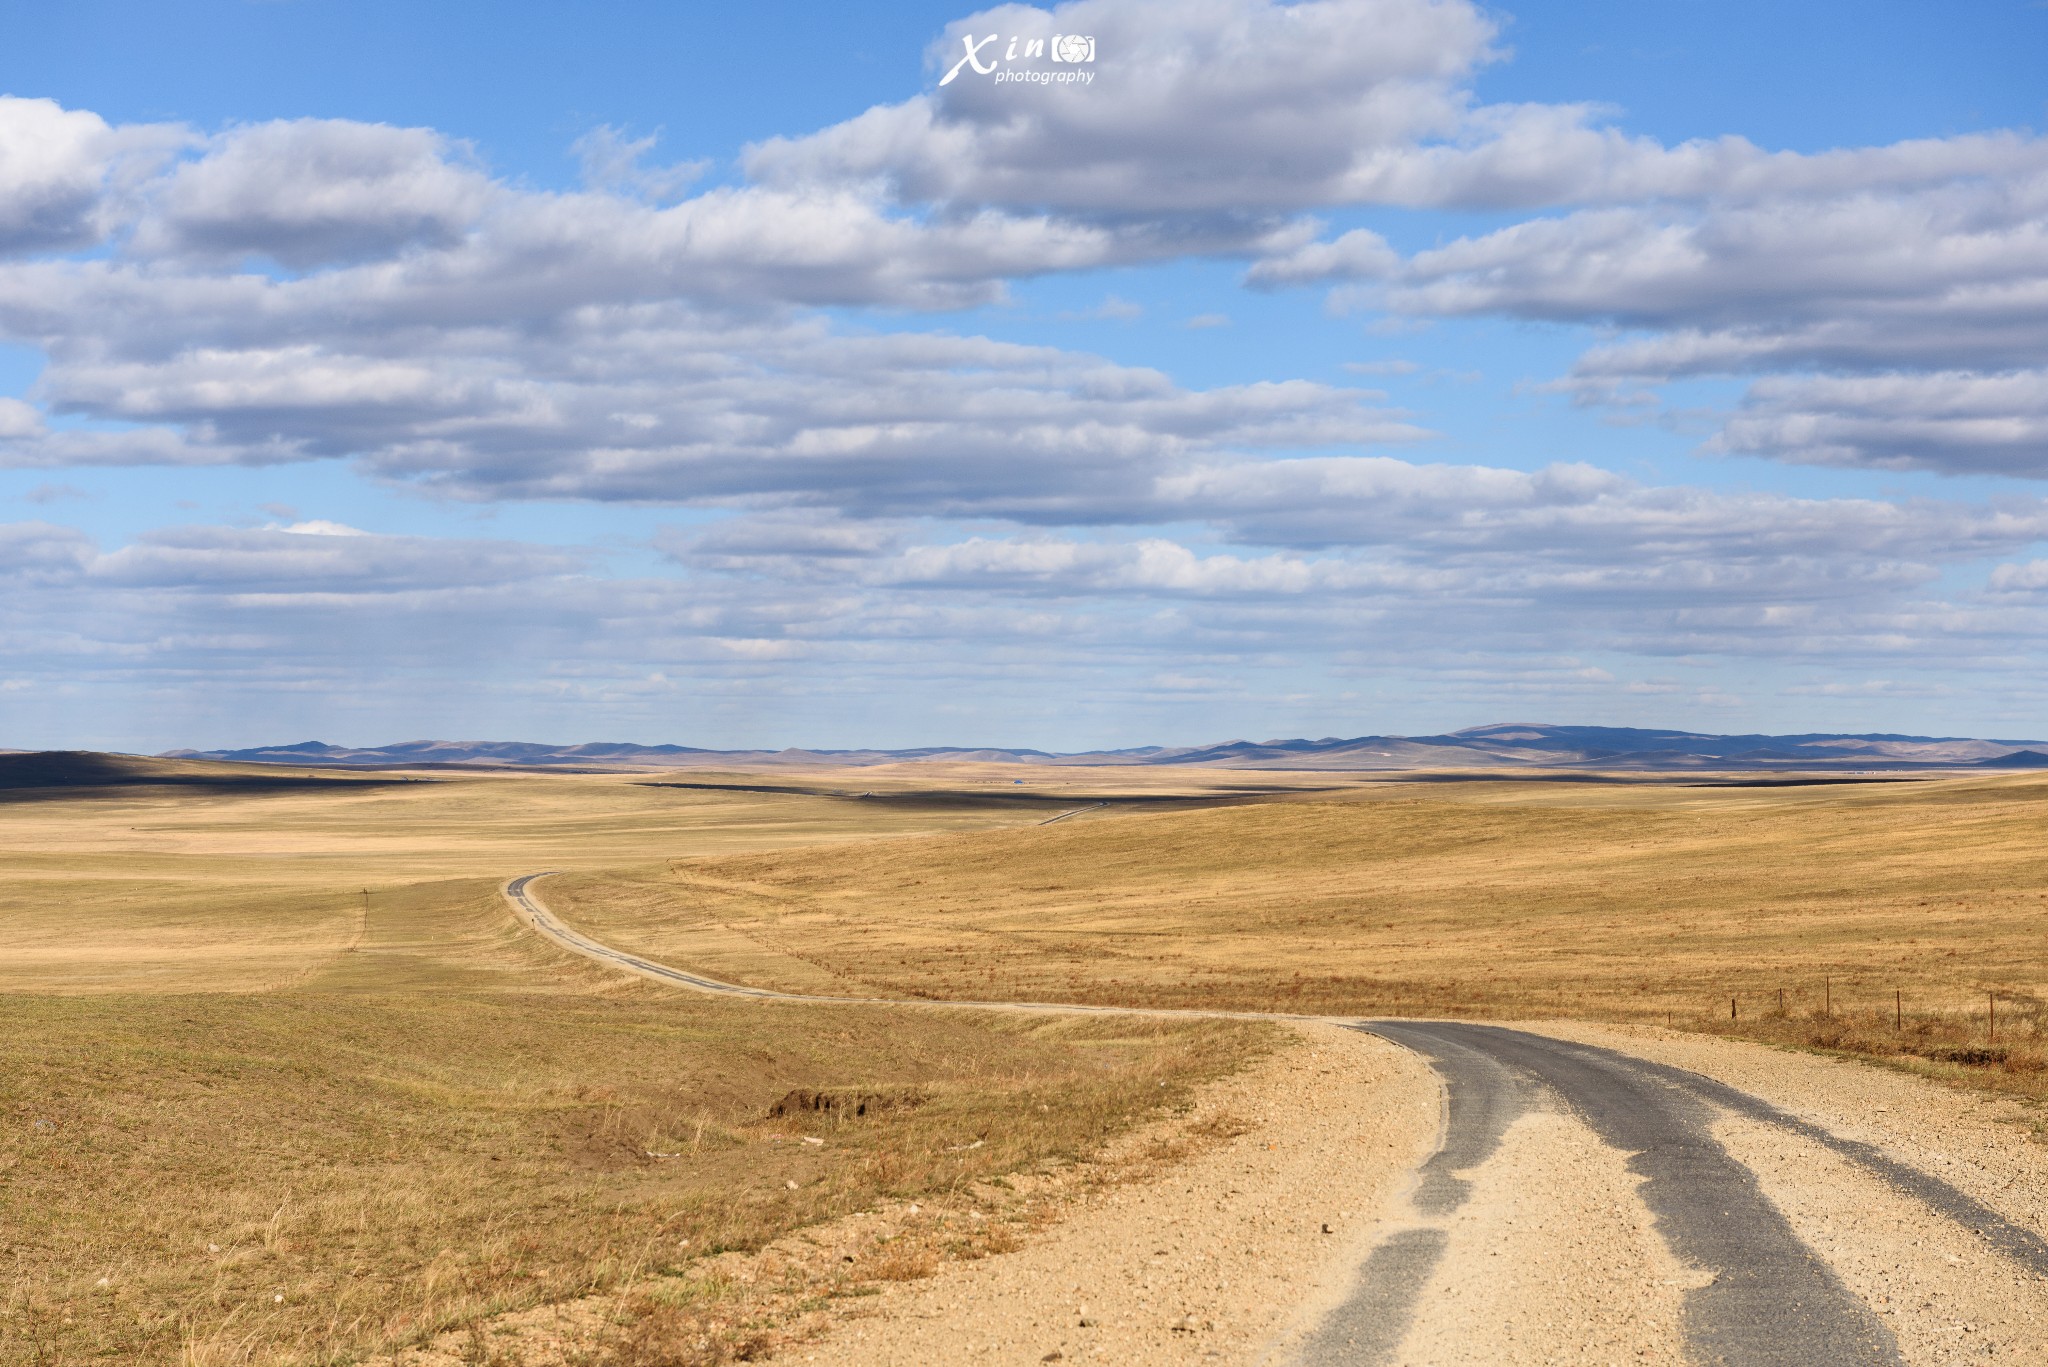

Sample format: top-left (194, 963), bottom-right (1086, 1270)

top-left (10, 756), bottom-right (2048, 1362)
top-left (0, 760), bottom-right (1276, 1365)
top-left (551, 770), bottom-right (2048, 1083)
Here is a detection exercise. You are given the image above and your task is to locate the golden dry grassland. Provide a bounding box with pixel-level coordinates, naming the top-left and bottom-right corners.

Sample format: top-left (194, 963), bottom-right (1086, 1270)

top-left (12, 756), bottom-right (2048, 1364)
top-left (0, 762), bottom-right (1274, 1365)
top-left (551, 770), bottom-right (2048, 1091)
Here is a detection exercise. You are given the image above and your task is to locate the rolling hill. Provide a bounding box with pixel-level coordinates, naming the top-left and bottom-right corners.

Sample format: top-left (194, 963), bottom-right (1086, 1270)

top-left (159, 723), bottom-right (2048, 773)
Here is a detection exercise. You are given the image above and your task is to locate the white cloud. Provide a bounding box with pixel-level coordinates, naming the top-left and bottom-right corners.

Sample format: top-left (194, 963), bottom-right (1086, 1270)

top-left (86, 524), bottom-right (579, 592)
top-left (0, 96), bottom-right (185, 255)
top-left (1236, 131), bottom-right (2048, 478)
top-left (876, 536), bottom-right (1376, 595)
top-left (747, 0), bottom-right (1500, 215)
top-left (1988, 559), bottom-right (2048, 593)
top-left (1245, 227), bottom-right (1399, 287)
top-left (754, 0), bottom-right (2048, 226)
top-left (135, 119), bottom-right (496, 268)
top-left (1392, 172), bottom-right (2048, 358)
top-left (4, 504), bottom-right (2046, 746)
top-left (0, 396), bottom-right (44, 437)
top-left (662, 515), bottom-right (906, 568)
top-left (2, 284), bottom-right (1425, 511)
top-left (3, 17), bottom-right (2048, 741)
top-left (275, 520), bottom-right (369, 536)
top-left (0, 520), bottom-right (93, 577)
top-left (570, 125), bottom-right (707, 202)
top-left (1711, 370), bottom-right (2048, 477)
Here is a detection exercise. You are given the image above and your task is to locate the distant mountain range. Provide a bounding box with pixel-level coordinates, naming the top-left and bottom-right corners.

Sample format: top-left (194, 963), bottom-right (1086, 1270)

top-left (164, 724), bottom-right (2048, 772)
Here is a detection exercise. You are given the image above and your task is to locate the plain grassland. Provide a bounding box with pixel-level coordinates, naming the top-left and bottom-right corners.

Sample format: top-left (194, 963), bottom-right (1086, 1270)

top-left (552, 771), bottom-right (2048, 1092)
top-left (0, 763), bottom-right (1274, 1365)
top-left (15, 758), bottom-right (2048, 1362)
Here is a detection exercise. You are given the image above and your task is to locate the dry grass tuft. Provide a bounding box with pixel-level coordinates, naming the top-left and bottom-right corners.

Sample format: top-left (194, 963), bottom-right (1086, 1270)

top-left (580, 1292), bottom-right (781, 1367)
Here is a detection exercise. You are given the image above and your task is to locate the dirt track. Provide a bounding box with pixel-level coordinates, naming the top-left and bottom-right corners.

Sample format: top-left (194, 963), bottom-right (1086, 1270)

top-left (787, 1024), bottom-right (2048, 1366)
top-left (504, 875), bottom-right (2048, 1365)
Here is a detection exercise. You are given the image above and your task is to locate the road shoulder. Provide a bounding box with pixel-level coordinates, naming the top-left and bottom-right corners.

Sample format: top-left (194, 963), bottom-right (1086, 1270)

top-left (778, 1019), bottom-right (1437, 1365)
top-left (371, 1020), bottom-right (1436, 1367)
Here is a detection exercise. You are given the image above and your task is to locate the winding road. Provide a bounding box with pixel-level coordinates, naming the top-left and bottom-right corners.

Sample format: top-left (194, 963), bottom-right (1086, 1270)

top-left (504, 872), bottom-right (2048, 1365)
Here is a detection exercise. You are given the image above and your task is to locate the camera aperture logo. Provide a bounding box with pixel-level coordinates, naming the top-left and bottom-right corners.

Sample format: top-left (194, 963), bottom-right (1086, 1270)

top-left (939, 32), bottom-right (1097, 86)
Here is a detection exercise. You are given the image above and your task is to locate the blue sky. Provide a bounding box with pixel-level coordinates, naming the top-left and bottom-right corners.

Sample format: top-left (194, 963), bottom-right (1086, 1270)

top-left (2, 0), bottom-right (2047, 751)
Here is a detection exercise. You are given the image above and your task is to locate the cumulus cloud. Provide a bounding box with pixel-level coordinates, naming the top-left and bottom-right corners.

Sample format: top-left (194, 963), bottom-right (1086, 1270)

top-left (0, 396), bottom-right (43, 437)
top-left (4, 7), bottom-right (2048, 739)
top-left (1989, 560), bottom-right (2048, 593)
top-left (0, 520), bottom-right (93, 577)
top-left (5, 290), bottom-right (1423, 511)
top-left (1234, 126), bottom-right (2048, 478)
top-left (5, 24), bottom-right (2041, 499)
top-left (133, 119), bottom-right (497, 268)
top-left (1152, 455), bottom-right (2048, 572)
top-left (1245, 228), bottom-right (1398, 287)
top-left (747, 0), bottom-right (1495, 214)
top-left (4, 499), bottom-right (2040, 698)
top-left (1713, 370), bottom-right (2048, 477)
top-left (754, 0), bottom-right (2048, 224)
top-left (877, 536), bottom-right (1386, 595)
top-left (1392, 171), bottom-right (2048, 358)
top-left (656, 455), bottom-right (2048, 631)
top-left (0, 520), bottom-right (581, 595)
top-left (0, 96), bottom-right (184, 255)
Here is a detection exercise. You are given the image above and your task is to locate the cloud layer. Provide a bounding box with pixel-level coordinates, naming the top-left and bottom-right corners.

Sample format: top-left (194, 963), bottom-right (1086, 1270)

top-left (2, 0), bottom-right (2046, 743)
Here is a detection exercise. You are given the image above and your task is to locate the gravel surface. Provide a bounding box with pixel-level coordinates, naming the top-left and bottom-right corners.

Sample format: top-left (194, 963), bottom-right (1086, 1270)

top-left (1514, 1022), bottom-right (2048, 1366)
top-left (799, 1022), bottom-right (2048, 1366)
top-left (1533, 1022), bottom-right (2048, 1243)
top-left (1368, 1103), bottom-right (1695, 1365)
top-left (785, 1021), bottom-right (1438, 1365)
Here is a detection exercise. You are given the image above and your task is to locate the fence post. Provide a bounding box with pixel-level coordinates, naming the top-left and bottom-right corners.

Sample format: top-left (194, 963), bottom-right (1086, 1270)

top-left (1824, 975), bottom-right (1831, 1019)
top-left (1895, 988), bottom-right (1901, 1031)
top-left (1731, 996), bottom-right (1738, 1021)
top-left (1990, 992), bottom-right (1997, 1044)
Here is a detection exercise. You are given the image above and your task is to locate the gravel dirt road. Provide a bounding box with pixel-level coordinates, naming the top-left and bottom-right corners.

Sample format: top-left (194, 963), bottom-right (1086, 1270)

top-left (792, 1023), bottom-right (2048, 1366)
top-left (503, 876), bottom-right (2048, 1365)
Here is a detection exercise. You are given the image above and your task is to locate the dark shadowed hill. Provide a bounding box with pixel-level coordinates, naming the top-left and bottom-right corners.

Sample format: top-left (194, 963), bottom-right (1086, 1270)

top-left (1975, 748), bottom-right (2048, 769)
top-left (0, 750), bottom-right (404, 795)
top-left (159, 723), bottom-right (2048, 773)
